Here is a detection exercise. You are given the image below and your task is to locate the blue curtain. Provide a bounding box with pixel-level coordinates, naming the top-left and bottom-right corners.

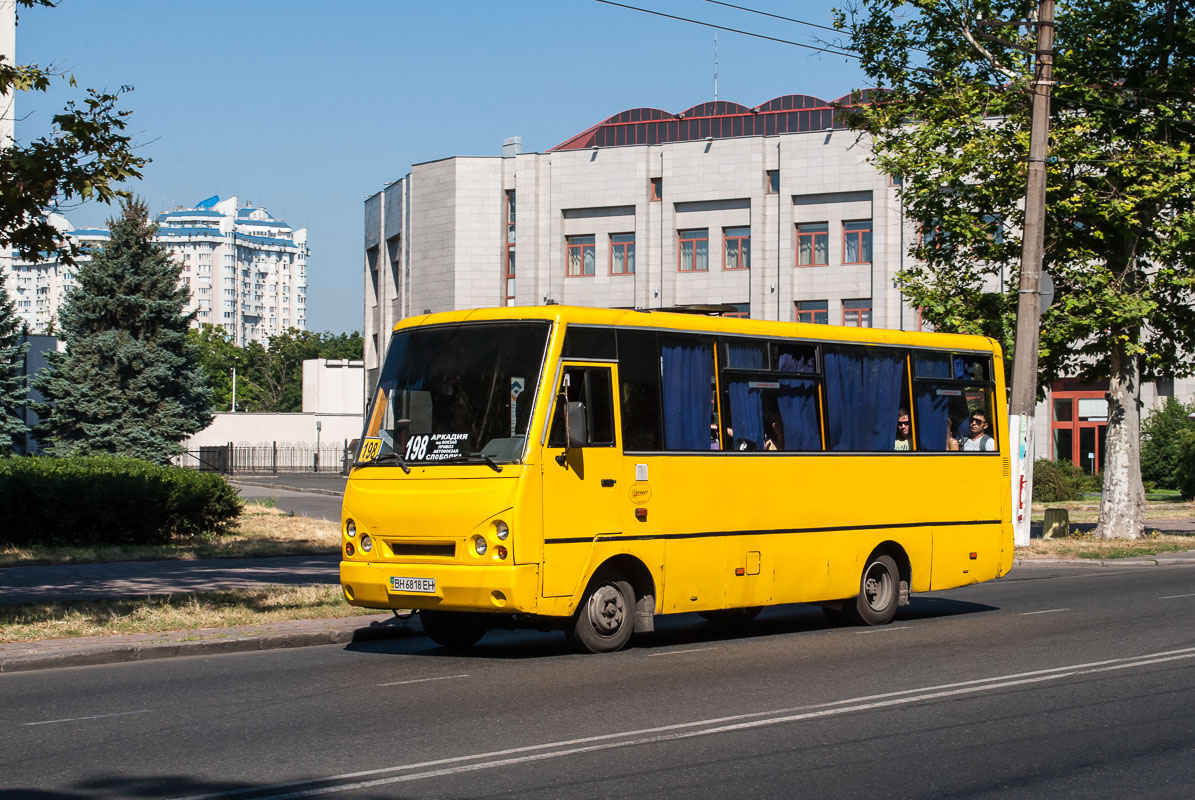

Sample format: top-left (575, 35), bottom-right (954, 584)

top-left (776, 378), bottom-right (821, 450)
top-left (824, 348), bottom-right (905, 450)
top-left (724, 343), bottom-right (765, 449)
top-left (777, 350), bottom-right (815, 373)
top-left (914, 353), bottom-right (951, 379)
top-left (661, 338), bottom-right (713, 450)
top-left (916, 386), bottom-right (953, 450)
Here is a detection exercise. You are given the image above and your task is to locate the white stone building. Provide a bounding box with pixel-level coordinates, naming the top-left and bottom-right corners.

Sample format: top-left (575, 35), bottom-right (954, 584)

top-left (363, 93), bottom-right (1194, 472)
top-left (2, 196), bottom-right (307, 346)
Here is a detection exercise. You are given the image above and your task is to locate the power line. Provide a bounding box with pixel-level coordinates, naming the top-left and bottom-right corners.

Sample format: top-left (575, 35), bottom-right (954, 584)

top-left (701, 0), bottom-right (840, 35)
top-left (590, 0), bottom-right (863, 60)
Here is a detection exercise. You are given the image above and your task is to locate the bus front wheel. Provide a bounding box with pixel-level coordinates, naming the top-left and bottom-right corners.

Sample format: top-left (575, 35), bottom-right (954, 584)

top-left (851, 554), bottom-right (900, 626)
top-left (568, 570), bottom-right (635, 654)
top-left (421, 610), bottom-right (486, 648)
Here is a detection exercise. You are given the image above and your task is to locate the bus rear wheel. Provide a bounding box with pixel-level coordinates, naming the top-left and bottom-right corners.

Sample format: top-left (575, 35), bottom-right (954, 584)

top-left (850, 554), bottom-right (900, 626)
top-left (420, 610), bottom-right (486, 648)
top-left (568, 570), bottom-right (635, 654)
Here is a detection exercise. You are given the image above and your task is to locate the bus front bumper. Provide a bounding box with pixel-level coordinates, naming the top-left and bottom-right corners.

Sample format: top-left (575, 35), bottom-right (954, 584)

top-left (339, 561), bottom-right (540, 615)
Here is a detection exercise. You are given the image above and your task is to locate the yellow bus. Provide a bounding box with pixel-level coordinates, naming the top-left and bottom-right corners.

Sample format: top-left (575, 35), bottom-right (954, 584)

top-left (340, 305), bottom-right (1013, 653)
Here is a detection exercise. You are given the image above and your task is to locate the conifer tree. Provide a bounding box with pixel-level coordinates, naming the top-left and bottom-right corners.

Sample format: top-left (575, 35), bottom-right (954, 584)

top-left (33, 198), bottom-right (211, 462)
top-left (0, 270), bottom-right (30, 454)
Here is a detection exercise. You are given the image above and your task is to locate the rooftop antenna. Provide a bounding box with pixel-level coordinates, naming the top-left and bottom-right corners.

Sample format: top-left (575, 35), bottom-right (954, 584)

top-left (713, 33), bottom-right (718, 102)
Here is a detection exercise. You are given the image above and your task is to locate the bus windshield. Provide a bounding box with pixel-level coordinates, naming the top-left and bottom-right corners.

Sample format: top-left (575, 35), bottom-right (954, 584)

top-left (357, 321), bottom-right (551, 467)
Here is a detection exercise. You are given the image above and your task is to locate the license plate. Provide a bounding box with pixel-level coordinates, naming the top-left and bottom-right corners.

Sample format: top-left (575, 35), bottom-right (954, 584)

top-left (390, 576), bottom-right (436, 594)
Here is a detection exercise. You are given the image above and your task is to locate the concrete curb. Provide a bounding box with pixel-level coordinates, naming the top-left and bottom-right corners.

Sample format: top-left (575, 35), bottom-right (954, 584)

top-left (1013, 555), bottom-right (1195, 567)
top-left (231, 478), bottom-right (344, 497)
top-left (0, 614), bottom-right (419, 674)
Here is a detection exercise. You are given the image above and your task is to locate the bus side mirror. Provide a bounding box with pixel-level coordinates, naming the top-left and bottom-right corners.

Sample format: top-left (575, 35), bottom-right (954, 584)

top-left (566, 401), bottom-right (588, 449)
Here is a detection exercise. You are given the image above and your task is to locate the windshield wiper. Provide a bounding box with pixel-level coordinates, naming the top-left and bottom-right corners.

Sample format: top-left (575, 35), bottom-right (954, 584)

top-left (467, 452), bottom-right (503, 473)
top-left (369, 452), bottom-right (411, 473)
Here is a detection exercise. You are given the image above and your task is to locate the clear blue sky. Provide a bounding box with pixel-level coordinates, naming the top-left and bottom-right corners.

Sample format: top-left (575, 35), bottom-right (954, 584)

top-left (18, 0), bottom-right (870, 333)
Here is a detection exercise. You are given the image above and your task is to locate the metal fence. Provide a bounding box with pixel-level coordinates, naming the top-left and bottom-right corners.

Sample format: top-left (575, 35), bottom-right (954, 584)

top-left (175, 441), bottom-right (354, 475)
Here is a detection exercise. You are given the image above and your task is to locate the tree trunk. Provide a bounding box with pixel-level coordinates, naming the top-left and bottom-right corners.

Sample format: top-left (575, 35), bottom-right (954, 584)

top-left (1093, 341), bottom-right (1145, 538)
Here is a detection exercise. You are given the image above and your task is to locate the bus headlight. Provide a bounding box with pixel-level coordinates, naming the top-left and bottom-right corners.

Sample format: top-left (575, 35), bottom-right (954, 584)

top-left (346, 520), bottom-right (356, 538)
top-left (494, 521), bottom-right (509, 541)
top-left (360, 534), bottom-right (373, 553)
top-left (475, 537), bottom-right (488, 556)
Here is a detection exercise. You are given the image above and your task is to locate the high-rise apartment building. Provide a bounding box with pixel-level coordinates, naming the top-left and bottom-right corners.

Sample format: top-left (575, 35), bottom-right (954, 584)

top-left (2, 195), bottom-right (308, 345)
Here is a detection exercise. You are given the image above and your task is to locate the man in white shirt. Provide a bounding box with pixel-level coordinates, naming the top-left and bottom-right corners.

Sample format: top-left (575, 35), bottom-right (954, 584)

top-left (962, 411), bottom-right (996, 451)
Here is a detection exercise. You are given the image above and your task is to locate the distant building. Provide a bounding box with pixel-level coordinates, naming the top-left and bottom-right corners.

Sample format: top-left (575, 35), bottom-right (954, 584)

top-left (2, 196), bottom-right (308, 346)
top-left (364, 93), bottom-right (1194, 472)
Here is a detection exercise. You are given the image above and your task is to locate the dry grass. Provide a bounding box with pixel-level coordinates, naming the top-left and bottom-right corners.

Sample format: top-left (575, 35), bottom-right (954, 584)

top-left (1017, 532), bottom-right (1195, 560)
top-left (1031, 500), bottom-right (1195, 523)
top-left (0, 504), bottom-right (339, 566)
top-left (0, 585), bottom-right (379, 643)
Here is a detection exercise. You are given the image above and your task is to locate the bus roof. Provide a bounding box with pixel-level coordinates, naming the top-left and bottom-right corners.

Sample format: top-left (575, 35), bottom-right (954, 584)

top-left (391, 305), bottom-right (1001, 354)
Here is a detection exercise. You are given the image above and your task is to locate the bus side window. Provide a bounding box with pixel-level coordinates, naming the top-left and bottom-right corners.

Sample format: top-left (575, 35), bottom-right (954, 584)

top-left (618, 330), bottom-right (662, 451)
top-left (548, 368), bottom-right (615, 448)
top-left (824, 345), bottom-right (907, 451)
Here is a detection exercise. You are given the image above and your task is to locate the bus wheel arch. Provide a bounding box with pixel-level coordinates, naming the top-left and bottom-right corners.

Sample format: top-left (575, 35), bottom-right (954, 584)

top-left (850, 543), bottom-right (909, 626)
top-left (567, 555), bottom-right (656, 654)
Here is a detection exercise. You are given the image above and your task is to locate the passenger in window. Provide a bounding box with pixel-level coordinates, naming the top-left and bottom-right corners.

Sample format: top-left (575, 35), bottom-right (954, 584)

top-left (763, 413), bottom-right (783, 451)
top-left (946, 417), bottom-right (961, 451)
top-left (961, 412), bottom-right (995, 451)
top-left (894, 409), bottom-right (912, 451)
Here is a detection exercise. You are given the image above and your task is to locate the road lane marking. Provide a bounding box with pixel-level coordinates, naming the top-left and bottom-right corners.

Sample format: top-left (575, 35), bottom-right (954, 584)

top-left (378, 674), bottom-right (469, 687)
top-left (1020, 608), bottom-right (1071, 615)
top-left (646, 648), bottom-right (713, 657)
top-left (171, 645), bottom-right (1195, 800)
top-left (1160, 593), bottom-right (1195, 599)
top-left (855, 626), bottom-right (912, 634)
top-left (24, 709), bottom-right (152, 727)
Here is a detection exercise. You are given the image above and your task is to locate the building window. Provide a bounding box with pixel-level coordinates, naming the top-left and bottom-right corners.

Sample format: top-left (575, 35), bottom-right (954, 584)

top-left (766, 170), bottom-right (779, 194)
top-left (723, 226), bottom-right (750, 270)
top-left (505, 191), bottom-right (516, 305)
top-left (843, 220), bottom-right (873, 264)
top-left (796, 300), bottom-right (828, 324)
top-left (796, 223), bottom-right (829, 266)
top-left (650, 177), bottom-right (662, 201)
top-left (678, 228), bottom-right (709, 272)
top-left (610, 233), bottom-right (635, 275)
top-left (566, 234), bottom-right (596, 277)
top-left (842, 298), bottom-right (871, 327)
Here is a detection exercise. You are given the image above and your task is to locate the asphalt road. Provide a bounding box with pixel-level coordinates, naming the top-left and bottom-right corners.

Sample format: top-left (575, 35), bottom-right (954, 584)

top-left (3, 562), bottom-right (1195, 799)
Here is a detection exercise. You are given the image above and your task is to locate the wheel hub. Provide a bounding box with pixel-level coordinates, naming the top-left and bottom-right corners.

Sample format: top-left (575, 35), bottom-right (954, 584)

top-left (588, 584), bottom-right (626, 635)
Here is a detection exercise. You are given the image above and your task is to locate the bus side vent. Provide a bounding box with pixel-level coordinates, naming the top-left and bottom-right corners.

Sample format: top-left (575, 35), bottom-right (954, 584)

top-left (388, 542), bottom-right (456, 558)
top-left (1002, 457), bottom-right (1010, 477)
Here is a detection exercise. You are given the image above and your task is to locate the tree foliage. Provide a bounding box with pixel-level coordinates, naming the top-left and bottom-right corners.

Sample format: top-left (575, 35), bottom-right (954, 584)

top-left (32, 198), bottom-right (211, 462)
top-left (1140, 397), bottom-right (1195, 490)
top-left (188, 326), bottom-right (363, 413)
top-left (0, 270), bottom-right (30, 453)
top-left (839, 0), bottom-right (1195, 536)
top-left (1, 0), bottom-right (146, 265)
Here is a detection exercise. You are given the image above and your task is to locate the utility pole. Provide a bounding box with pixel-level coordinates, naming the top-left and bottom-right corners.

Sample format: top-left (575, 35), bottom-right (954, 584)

top-left (1009, 0), bottom-right (1056, 546)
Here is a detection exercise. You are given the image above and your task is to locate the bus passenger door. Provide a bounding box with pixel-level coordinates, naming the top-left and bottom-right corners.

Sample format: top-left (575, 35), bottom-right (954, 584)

top-left (541, 363), bottom-right (623, 597)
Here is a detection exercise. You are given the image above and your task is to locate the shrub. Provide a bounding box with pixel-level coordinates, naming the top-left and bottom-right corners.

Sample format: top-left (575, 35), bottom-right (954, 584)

top-left (1177, 429), bottom-right (1195, 501)
top-left (1033, 458), bottom-right (1090, 502)
top-left (1140, 398), bottom-right (1195, 491)
top-left (0, 456), bottom-right (242, 547)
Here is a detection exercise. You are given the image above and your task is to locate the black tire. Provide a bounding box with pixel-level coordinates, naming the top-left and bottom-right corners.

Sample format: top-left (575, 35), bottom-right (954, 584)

top-left (420, 610), bottom-right (486, 648)
top-left (568, 570), bottom-right (636, 654)
top-left (698, 606), bottom-right (762, 625)
top-left (849, 554), bottom-right (900, 626)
